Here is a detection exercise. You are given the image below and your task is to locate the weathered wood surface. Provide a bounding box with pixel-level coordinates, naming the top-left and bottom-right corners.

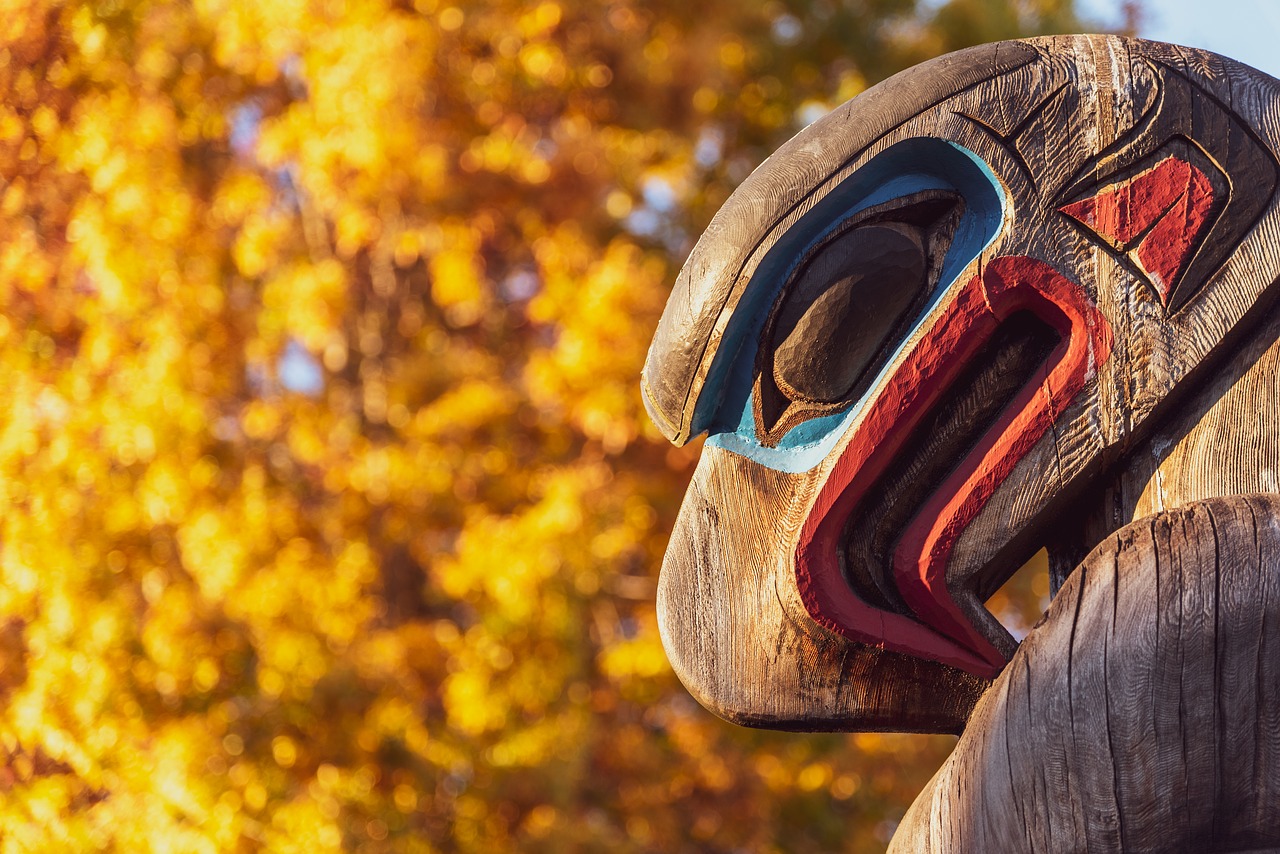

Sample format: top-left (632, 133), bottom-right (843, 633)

top-left (1048, 276), bottom-right (1280, 594)
top-left (641, 41), bottom-right (1039, 445)
top-left (646, 34), bottom-right (1280, 731)
top-left (890, 494), bottom-right (1280, 853)
top-left (658, 444), bottom-right (987, 733)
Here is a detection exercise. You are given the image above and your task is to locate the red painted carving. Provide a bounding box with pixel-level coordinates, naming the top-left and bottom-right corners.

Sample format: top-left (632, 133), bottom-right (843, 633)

top-left (1059, 155), bottom-right (1216, 304)
top-left (793, 257), bottom-right (1113, 677)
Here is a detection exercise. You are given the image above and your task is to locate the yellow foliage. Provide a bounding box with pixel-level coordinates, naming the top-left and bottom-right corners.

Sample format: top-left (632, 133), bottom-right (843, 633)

top-left (526, 235), bottom-right (666, 453)
top-left (0, 0), bottom-right (1088, 850)
top-left (427, 221), bottom-right (488, 327)
top-left (599, 634), bottom-right (668, 681)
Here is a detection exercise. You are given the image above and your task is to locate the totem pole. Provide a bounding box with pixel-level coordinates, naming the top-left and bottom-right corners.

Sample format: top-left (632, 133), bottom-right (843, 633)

top-left (642, 36), bottom-right (1280, 851)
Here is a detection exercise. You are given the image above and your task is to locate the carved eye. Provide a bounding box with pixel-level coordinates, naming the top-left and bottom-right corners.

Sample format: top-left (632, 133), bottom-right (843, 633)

top-left (771, 222), bottom-right (927, 404)
top-left (753, 191), bottom-right (960, 446)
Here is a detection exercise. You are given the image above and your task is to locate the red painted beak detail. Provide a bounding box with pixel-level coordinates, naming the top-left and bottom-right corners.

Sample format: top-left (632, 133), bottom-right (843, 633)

top-left (794, 256), bottom-right (1114, 677)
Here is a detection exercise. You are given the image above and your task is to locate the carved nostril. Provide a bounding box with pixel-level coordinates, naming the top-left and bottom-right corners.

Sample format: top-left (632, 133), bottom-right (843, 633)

top-left (771, 222), bottom-right (927, 405)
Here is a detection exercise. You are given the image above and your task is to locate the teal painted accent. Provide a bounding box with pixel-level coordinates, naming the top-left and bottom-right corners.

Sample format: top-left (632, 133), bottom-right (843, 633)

top-left (699, 139), bottom-right (1006, 473)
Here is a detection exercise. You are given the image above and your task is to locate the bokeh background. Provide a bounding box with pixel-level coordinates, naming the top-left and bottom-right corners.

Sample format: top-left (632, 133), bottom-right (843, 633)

top-left (5, 0), bottom-right (1264, 851)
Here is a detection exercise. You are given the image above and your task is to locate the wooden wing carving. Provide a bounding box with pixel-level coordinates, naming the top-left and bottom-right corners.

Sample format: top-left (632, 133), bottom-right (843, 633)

top-left (642, 35), bottom-right (1280, 733)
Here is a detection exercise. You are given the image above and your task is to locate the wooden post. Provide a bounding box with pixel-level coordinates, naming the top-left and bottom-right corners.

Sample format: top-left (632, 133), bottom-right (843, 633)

top-left (643, 35), bottom-right (1280, 847)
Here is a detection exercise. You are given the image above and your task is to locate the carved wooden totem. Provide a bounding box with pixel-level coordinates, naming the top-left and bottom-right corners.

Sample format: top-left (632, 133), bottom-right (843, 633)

top-left (643, 36), bottom-right (1280, 851)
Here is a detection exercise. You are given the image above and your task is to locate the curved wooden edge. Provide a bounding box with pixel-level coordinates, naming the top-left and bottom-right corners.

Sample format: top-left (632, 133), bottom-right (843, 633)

top-left (657, 446), bottom-right (987, 734)
top-left (651, 34), bottom-right (1280, 733)
top-left (641, 40), bottom-right (1039, 443)
top-left (890, 493), bottom-right (1280, 853)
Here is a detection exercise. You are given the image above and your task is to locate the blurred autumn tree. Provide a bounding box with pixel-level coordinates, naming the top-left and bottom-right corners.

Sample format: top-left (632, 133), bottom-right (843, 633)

top-left (0, 0), bottom-right (1107, 850)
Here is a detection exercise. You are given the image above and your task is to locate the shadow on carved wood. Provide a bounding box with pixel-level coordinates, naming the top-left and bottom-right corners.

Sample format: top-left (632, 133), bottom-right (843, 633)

top-left (643, 33), bottom-right (1280, 850)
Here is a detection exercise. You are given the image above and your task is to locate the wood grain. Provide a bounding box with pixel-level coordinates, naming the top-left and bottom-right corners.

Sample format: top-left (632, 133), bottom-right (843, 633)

top-left (657, 444), bottom-right (987, 733)
top-left (940, 37), bottom-right (1280, 659)
top-left (641, 41), bottom-right (1039, 444)
top-left (890, 495), bottom-right (1280, 852)
top-left (646, 34), bottom-right (1280, 731)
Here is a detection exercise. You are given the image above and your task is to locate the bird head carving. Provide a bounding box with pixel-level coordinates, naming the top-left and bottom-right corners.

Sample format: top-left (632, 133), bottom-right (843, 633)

top-left (642, 35), bottom-right (1280, 732)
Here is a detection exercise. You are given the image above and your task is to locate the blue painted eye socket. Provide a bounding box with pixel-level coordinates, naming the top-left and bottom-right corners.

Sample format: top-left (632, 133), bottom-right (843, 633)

top-left (695, 138), bottom-right (1007, 473)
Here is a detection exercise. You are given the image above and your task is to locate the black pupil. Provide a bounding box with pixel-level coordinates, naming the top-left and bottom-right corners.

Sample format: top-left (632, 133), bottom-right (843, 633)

top-left (771, 222), bottom-right (928, 405)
